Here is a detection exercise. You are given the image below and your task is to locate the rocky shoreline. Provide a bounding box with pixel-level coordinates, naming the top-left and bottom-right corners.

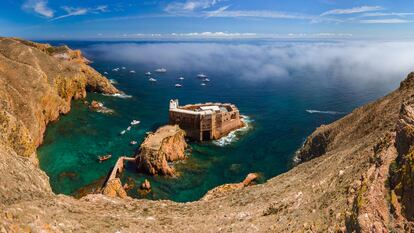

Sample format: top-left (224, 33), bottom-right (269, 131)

top-left (2, 38), bottom-right (414, 232)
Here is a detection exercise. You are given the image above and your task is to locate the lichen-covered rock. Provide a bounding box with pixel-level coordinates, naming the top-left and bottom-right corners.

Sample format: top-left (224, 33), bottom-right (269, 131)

top-left (390, 100), bottom-right (414, 225)
top-left (135, 125), bottom-right (187, 176)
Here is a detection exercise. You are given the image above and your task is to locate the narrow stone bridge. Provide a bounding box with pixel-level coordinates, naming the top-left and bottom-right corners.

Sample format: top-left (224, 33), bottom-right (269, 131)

top-left (102, 156), bottom-right (135, 190)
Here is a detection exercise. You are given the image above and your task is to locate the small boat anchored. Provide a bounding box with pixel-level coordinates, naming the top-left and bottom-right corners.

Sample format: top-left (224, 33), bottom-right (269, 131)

top-left (155, 68), bottom-right (167, 73)
top-left (178, 77), bottom-right (184, 80)
top-left (145, 72), bottom-right (152, 76)
top-left (149, 78), bottom-right (157, 82)
top-left (175, 84), bottom-right (182, 88)
top-left (120, 130), bottom-right (126, 135)
top-left (202, 78), bottom-right (210, 82)
top-left (98, 154), bottom-right (112, 163)
top-left (126, 126), bottom-right (131, 131)
top-left (201, 83), bottom-right (206, 86)
top-left (131, 120), bottom-right (140, 125)
top-left (130, 141), bottom-right (137, 145)
top-left (130, 70), bottom-right (136, 73)
top-left (197, 73), bottom-right (208, 78)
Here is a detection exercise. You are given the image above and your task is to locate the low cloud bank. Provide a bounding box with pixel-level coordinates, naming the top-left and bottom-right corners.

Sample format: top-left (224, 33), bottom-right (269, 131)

top-left (85, 41), bottom-right (414, 83)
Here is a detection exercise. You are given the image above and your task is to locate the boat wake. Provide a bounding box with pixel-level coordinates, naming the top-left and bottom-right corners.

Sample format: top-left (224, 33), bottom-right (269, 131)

top-left (213, 115), bottom-right (253, 147)
top-left (305, 109), bottom-right (346, 115)
top-left (103, 93), bottom-right (132, 99)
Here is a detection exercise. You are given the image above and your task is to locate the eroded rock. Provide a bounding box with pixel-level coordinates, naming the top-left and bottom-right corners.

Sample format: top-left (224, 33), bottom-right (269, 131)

top-left (202, 173), bottom-right (259, 201)
top-left (102, 178), bottom-right (127, 199)
top-left (140, 179), bottom-right (151, 191)
top-left (135, 125), bottom-right (187, 176)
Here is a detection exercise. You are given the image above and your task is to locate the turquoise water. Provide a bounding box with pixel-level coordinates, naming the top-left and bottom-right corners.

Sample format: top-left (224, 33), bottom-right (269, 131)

top-left (38, 41), bottom-right (400, 202)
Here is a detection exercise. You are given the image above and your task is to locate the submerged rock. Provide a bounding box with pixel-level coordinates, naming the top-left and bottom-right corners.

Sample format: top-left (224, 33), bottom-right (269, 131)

top-left (135, 125), bottom-right (187, 176)
top-left (89, 100), bottom-right (114, 114)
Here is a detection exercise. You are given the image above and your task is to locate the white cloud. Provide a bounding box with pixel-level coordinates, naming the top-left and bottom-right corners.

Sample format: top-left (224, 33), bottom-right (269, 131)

top-left (23, 0), bottom-right (54, 18)
top-left (359, 18), bottom-right (411, 24)
top-left (205, 9), bottom-right (312, 20)
top-left (84, 41), bottom-right (414, 84)
top-left (165, 0), bottom-right (221, 13)
top-left (106, 32), bottom-right (353, 40)
top-left (321, 6), bottom-right (383, 16)
top-left (51, 5), bottom-right (108, 21)
top-left (360, 12), bottom-right (414, 17)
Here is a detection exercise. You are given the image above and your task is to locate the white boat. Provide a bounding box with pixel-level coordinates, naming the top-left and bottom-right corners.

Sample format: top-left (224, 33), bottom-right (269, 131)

top-left (149, 78), bottom-right (157, 82)
top-left (131, 120), bottom-right (140, 125)
top-left (130, 141), bottom-right (137, 145)
top-left (145, 72), bottom-right (151, 76)
top-left (104, 71), bottom-right (108, 75)
top-left (155, 68), bottom-right (167, 73)
top-left (178, 77), bottom-right (184, 80)
top-left (203, 78), bottom-right (210, 82)
top-left (201, 83), bottom-right (206, 86)
top-left (130, 70), bottom-right (136, 73)
top-left (122, 67), bottom-right (126, 70)
top-left (197, 73), bottom-right (208, 78)
top-left (120, 130), bottom-right (126, 135)
top-left (126, 126), bottom-right (131, 131)
top-left (175, 84), bottom-right (182, 88)
top-left (112, 68), bottom-right (120, 72)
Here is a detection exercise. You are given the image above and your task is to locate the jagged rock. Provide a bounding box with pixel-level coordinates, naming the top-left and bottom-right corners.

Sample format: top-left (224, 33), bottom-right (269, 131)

top-left (102, 178), bottom-right (127, 199)
top-left (294, 125), bottom-right (331, 164)
top-left (202, 173), bottom-right (259, 201)
top-left (390, 100), bottom-right (414, 224)
top-left (89, 100), bottom-right (114, 114)
top-left (140, 179), bottom-right (151, 191)
top-left (90, 100), bottom-right (103, 109)
top-left (135, 125), bottom-right (187, 176)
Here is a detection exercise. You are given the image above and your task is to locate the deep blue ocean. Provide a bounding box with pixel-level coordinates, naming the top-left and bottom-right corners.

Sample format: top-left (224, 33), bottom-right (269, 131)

top-left (37, 40), bottom-right (403, 202)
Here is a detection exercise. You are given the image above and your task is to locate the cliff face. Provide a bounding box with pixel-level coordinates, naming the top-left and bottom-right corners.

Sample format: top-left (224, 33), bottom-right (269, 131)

top-left (0, 38), bottom-right (118, 160)
top-left (2, 38), bottom-right (414, 232)
top-left (0, 37), bottom-right (118, 205)
top-left (135, 125), bottom-right (187, 176)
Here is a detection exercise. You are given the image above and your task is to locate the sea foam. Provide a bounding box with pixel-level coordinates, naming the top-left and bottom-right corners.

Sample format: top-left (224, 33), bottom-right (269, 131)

top-left (103, 93), bottom-right (132, 99)
top-left (305, 109), bottom-right (346, 115)
top-left (213, 115), bottom-right (252, 147)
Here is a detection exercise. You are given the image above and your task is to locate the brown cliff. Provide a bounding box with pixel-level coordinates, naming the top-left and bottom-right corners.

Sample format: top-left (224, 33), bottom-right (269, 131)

top-left (135, 125), bottom-right (187, 176)
top-left (3, 38), bottom-right (414, 232)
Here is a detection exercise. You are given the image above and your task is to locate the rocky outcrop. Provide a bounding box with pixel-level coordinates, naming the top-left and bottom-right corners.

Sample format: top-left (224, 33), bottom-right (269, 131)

top-left (387, 100), bottom-right (414, 230)
top-left (135, 125), bottom-right (187, 176)
top-left (0, 37), bottom-right (118, 162)
top-left (202, 173), bottom-right (259, 201)
top-left (294, 125), bottom-right (332, 164)
top-left (140, 179), bottom-right (151, 191)
top-left (102, 178), bottom-right (127, 199)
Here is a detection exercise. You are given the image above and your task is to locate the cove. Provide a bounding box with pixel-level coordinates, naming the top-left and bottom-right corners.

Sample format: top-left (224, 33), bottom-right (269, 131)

top-left (37, 40), bottom-right (398, 202)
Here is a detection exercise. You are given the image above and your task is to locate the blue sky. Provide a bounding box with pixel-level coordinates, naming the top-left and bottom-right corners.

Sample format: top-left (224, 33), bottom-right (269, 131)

top-left (1, 0), bottom-right (414, 40)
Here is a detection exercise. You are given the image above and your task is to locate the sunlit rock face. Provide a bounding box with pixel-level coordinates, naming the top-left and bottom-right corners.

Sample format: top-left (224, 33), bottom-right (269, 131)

top-left (135, 125), bottom-right (187, 176)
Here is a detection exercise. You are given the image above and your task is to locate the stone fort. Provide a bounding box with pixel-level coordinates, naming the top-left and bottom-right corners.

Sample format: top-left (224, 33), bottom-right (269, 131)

top-left (169, 99), bottom-right (244, 141)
